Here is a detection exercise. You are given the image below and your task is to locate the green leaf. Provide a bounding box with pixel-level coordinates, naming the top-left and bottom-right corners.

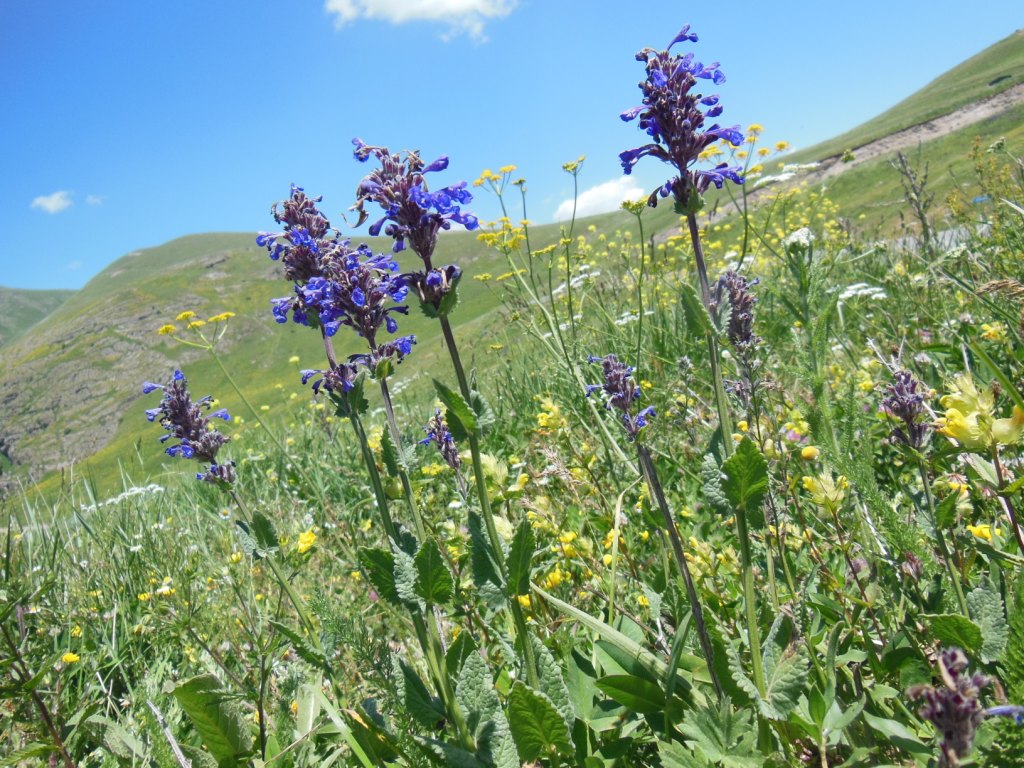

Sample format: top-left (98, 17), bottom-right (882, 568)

top-left (433, 379), bottom-right (477, 440)
top-left (507, 681), bottom-right (573, 761)
top-left (968, 585), bottom-right (1008, 663)
top-left (415, 737), bottom-right (489, 768)
top-left (87, 714), bottom-right (147, 760)
top-left (679, 699), bottom-right (761, 767)
top-left (0, 744), bottom-right (57, 767)
top-left (294, 681), bottom-right (320, 737)
top-left (169, 674), bottom-right (254, 767)
top-left (721, 437), bottom-right (769, 528)
top-left (701, 453), bottom-right (730, 515)
top-left (358, 547), bottom-right (401, 605)
top-left (269, 620), bottom-right (328, 671)
top-left (329, 373), bottom-right (368, 418)
top-left (380, 427), bottom-right (403, 478)
top-left (395, 657), bottom-right (447, 730)
top-left (394, 547), bottom-right (418, 605)
top-left (531, 635), bottom-right (576, 726)
top-left (923, 613), bottom-right (984, 651)
top-left (861, 711), bottom-right (930, 755)
top-left (506, 518), bottom-right (535, 597)
top-left (679, 282), bottom-right (712, 336)
top-left (251, 511), bottom-right (279, 552)
top-left (759, 641), bottom-right (808, 721)
top-left (414, 540), bottom-right (454, 605)
top-left (456, 652), bottom-right (519, 768)
top-left (469, 390), bottom-right (496, 435)
top-left (446, 631), bottom-right (478, 678)
top-left (596, 674), bottom-right (666, 714)
top-left (179, 745), bottom-right (220, 768)
top-left (934, 491), bottom-right (960, 529)
top-left (468, 511), bottom-right (504, 599)
top-left (659, 739), bottom-right (712, 768)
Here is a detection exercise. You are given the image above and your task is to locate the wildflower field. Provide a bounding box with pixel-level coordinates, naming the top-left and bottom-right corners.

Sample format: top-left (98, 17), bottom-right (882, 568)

top-left (5, 23), bottom-right (1024, 768)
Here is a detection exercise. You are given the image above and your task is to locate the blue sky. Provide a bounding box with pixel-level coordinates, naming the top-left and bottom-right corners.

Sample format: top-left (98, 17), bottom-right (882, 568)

top-left (2, 1), bottom-right (1020, 290)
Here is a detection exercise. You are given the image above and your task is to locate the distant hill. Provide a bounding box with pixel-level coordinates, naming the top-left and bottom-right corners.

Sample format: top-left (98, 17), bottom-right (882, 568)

top-left (2, 29), bottom-right (1023, 498)
top-left (0, 286), bottom-right (74, 348)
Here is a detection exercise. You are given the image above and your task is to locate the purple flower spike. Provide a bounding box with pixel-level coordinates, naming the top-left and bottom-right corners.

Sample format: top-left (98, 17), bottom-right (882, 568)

top-left (142, 381), bottom-right (163, 394)
top-left (621, 24), bottom-right (744, 210)
top-left (586, 353), bottom-right (653, 441)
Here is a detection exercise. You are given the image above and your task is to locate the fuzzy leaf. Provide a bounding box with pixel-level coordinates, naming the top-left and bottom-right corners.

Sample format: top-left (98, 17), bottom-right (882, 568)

top-left (506, 518), bottom-right (535, 597)
top-left (251, 511), bottom-right (279, 553)
top-left (433, 379), bottom-right (477, 440)
top-left (507, 682), bottom-right (573, 761)
top-left (395, 657), bottom-right (447, 730)
top-left (394, 547), bottom-right (418, 605)
top-left (379, 427), bottom-right (403, 478)
top-left (759, 642), bottom-right (808, 721)
top-left (923, 613), bottom-right (984, 651)
top-left (531, 635), bottom-right (576, 726)
top-left (470, 390), bottom-right (496, 435)
top-left (457, 652), bottom-right (519, 768)
top-left (679, 282), bottom-right (712, 336)
top-left (721, 437), bottom-right (768, 528)
top-left (414, 540), bottom-right (454, 605)
top-left (169, 674), bottom-right (253, 767)
top-left (446, 631), bottom-right (478, 678)
top-left (968, 586), bottom-right (1008, 663)
top-left (269, 619), bottom-right (328, 671)
top-left (659, 739), bottom-right (712, 768)
top-left (701, 453), bottom-right (730, 515)
top-left (358, 547), bottom-right (401, 606)
top-left (468, 511), bottom-right (504, 599)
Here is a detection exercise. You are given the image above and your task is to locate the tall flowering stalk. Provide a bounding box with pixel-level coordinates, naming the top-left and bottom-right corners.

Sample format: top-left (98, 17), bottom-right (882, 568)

top-left (352, 141), bottom-right (540, 688)
top-left (587, 354), bottom-right (724, 701)
top-left (621, 24), bottom-right (767, 719)
top-left (259, 185), bottom-right (472, 748)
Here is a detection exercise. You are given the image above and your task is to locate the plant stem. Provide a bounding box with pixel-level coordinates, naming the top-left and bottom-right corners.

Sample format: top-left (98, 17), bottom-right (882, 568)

top-left (637, 443), bottom-right (723, 701)
top-left (917, 460), bottom-right (969, 616)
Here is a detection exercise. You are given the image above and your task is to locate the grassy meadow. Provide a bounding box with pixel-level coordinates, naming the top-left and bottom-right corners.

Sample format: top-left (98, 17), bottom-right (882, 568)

top-left (3, 26), bottom-right (1024, 768)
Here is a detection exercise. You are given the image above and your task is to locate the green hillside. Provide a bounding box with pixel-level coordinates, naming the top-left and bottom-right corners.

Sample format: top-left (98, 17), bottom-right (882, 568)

top-left (3, 29), bottom-right (1023, 499)
top-left (789, 28), bottom-right (1024, 163)
top-left (0, 286), bottom-right (74, 348)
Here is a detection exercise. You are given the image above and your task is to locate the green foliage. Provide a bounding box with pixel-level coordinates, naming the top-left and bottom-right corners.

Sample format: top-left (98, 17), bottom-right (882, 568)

top-left (169, 675), bottom-right (254, 767)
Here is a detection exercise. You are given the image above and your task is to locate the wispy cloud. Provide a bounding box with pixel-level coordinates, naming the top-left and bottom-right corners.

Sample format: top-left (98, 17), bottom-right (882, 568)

top-left (31, 190), bottom-right (73, 214)
top-left (86, 194), bottom-right (104, 206)
top-left (65, 259), bottom-right (82, 272)
top-left (554, 177), bottom-right (645, 222)
top-left (324, 0), bottom-right (517, 41)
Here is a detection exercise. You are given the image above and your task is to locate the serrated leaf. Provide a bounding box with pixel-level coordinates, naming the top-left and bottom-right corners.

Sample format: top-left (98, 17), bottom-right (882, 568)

top-left (507, 681), bottom-right (573, 761)
top-left (295, 681), bottom-right (320, 736)
top-left (170, 674), bottom-right (253, 766)
top-left (721, 437), bottom-right (768, 528)
top-left (395, 657), bottom-right (447, 729)
top-left (679, 699), bottom-right (761, 767)
top-left (394, 547), bottom-right (418, 605)
top-left (269, 619), bottom-right (328, 671)
top-left (506, 518), bottom-right (535, 597)
top-left (415, 540), bottom-right (454, 605)
top-left (679, 282), bottom-right (712, 336)
top-left (659, 738), bottom-right (712, 768)
top-left (469, 390), bottom-right (496, 435)
top-left (531, 635), bottom-right (575, 726)
top-left (380, 427), bottom-right (403, 478)
top-left (934, 492), bottom-right (960, 529)
top-left (968, 586), bottom-right (1008, 663)
top-left (923, 613), bottom-right (984, 651)
top-left (596, 674), bottom-right (666, 714)
top-left (468, 511), bottom-right (504, 596)
top-left (358, 547), bottom-right (401, 606)
top-left (329, 374), bottom-right (369, 418)
top-left (415, 737), bottom-right (489, 768)
top-left (87, 714), bottom-right (147, 760)
top-left (433, 379), bottom-right (477, 439)
top-left (0, 743), bottom-right (57, 767)
top-left (457, 652), bottom-right (519, 768)
top-left (250, 511), bottom-right (280, 553)
top-left (759, 642), bottom-right (808, 721)
top-left (701, 453), bottom-right (730, 515)
top-left (234, 522), bottom-right (260, 558)
top-left (446, 631), bottom-right (478, 678)
top-left (179, 744), bottom-right (220, 768)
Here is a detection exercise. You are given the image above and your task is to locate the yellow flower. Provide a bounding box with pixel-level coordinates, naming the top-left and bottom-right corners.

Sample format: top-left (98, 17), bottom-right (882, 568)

top-left (939, 374), bottom-right (1024, 451)
top-left (736, 420), bottom-right (749, 432)
top-left (297, 530), bottom-right (316, 554)
top-left (800, 446), bottom-right (820, 461)
top-left (137, 592), bottom-right (151, 602)
top-left (157, 324), bottom-right (177, 336)
top-left (207, 312), bottom-right (236, 323)
top-left (229, 552), bottom-right (243, 564)
top-left (499, 164), bottom-right (517, 173)
top-left (980, 322), bottom-right (1008, 343)
top-left (775, 140), bottom-right (790, 152)
top-left (61, 652), bottom-right (80, 664)
top-left (175, 310), bottom-right (196, 321)
top-left (288, 355), bottom-right (300, 364)
top-left (802, 472), bottom-right (848, 513)
top-left (746, 123), bottom-right (764, 136)
top-left (966, 523), bottom-right (1002, 541)
top-left (71, 625), bottom-right (82, 638)
top-left (187, 319), bottom-right (207, 329)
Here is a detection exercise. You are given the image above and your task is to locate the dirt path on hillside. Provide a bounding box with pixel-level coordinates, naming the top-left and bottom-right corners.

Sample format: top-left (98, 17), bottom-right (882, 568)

top-left (801, 82), bottom-right (1024, 186)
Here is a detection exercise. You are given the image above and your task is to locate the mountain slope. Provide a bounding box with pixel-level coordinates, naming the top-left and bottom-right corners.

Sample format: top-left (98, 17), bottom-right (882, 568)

top-left (0, 286), bottom-right (74, 348)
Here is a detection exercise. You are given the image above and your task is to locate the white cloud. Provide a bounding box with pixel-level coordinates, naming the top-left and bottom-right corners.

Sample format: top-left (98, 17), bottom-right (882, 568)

top-left (86, 194), bottom-right (104, 206)
top-left (31, 190), bottom-right (73, 214)
top-left (324, 0), bottom-right (517, 40)
top-left (65, 259), bottom-right (82, 271)
top-left (553, 177), bottom-right (645, 222)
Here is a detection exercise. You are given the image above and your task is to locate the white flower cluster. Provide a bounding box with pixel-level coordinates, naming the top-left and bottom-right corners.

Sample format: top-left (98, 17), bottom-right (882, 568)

top-left (79, 483), bottom-right (165, 513)
top-left (782, 227), bottom-right (815, 249)
top-left (836, 283), bottom-right (888, 302)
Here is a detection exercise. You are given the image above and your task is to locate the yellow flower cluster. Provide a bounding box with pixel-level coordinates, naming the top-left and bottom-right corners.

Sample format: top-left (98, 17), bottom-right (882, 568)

top-left (938, 373), bottom-right (1024, 452)
top-left (802, 472), bottom-right (849, 514)
top-left (297, 529), bottom-right (316, 554)
top-left (535, 396), bottom-right (568, 434)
